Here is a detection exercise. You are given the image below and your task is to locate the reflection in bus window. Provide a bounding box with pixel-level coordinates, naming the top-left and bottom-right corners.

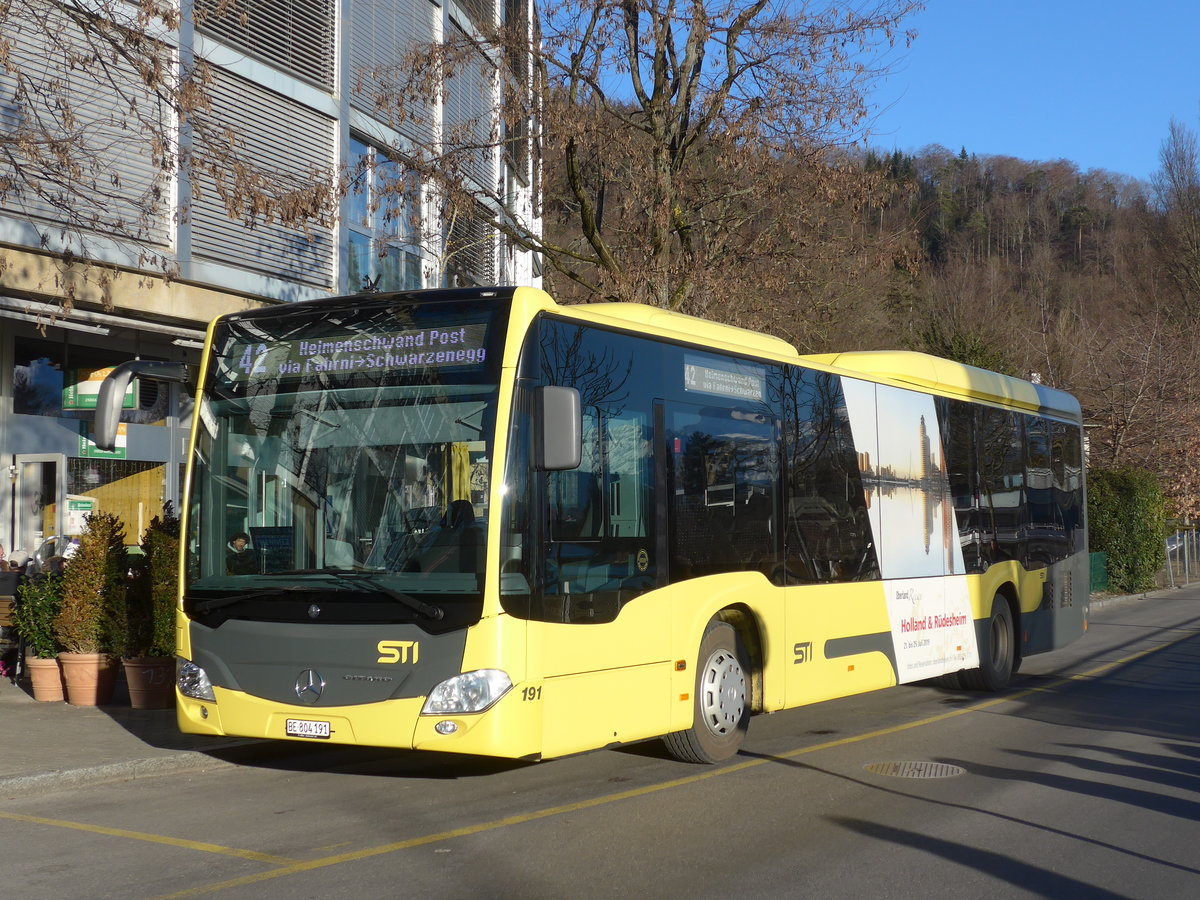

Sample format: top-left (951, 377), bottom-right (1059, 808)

top-left (782, 370), bottom-right (877, 584)
top-left (937, 397), bottom-right (985, 574)
top-left (504, 318), bottom-right (658, 624)
top-left (668, 402), bottom-right (778, 581)
top-left (937, 400), bottom-right (1084, 571)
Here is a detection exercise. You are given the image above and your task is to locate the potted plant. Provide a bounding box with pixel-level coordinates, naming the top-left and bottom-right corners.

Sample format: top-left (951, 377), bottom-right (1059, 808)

top-left (12, 570), bottom-right (66, 701)
top-left (123, 504), bottom-right (179, 709)
top-left (54, 511), bottom-right (127, 705)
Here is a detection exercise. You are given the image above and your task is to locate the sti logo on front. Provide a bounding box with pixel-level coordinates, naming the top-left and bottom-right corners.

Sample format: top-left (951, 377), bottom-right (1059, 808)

top-left (377, 640), bottom-right (420, 664)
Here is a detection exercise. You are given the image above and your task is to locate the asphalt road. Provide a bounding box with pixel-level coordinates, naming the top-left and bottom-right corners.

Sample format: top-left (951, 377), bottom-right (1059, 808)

top-left (3, 592), bottom-right (1198, 899)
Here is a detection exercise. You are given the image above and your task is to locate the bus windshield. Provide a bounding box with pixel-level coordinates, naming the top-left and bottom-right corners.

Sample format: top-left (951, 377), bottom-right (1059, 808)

top-left (184, 295), bottom-right (507, 622)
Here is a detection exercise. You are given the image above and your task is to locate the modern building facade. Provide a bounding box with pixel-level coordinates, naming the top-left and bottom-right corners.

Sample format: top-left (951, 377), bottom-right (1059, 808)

top-left (0, 0), bottom-right (538, 560)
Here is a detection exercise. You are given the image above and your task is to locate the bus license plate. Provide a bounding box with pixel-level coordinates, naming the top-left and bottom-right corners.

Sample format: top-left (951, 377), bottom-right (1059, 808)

top-left (285, 718), bottom-right (330, 739)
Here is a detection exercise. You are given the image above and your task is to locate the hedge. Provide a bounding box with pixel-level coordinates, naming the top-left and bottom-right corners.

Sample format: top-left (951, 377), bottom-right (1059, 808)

top-left (1088, 467), bottom-right (1165, 593)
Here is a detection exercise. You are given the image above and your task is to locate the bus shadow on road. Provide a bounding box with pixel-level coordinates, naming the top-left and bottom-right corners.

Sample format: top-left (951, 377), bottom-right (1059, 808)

top-left (828, 816), bottom-right (1133, 898)
top-left (203, 741), bottom-right (534, 780)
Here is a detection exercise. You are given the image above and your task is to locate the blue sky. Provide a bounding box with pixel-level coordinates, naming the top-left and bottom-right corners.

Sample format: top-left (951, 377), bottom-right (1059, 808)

top-left (866, 1), bottom-right (1200, 182)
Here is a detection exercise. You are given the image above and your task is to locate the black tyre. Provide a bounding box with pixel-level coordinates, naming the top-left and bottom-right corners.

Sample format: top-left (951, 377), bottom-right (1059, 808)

top-left (960, 596), bottom-right (1015, 692)
top-left (663, 620), bottom-right (750, 764)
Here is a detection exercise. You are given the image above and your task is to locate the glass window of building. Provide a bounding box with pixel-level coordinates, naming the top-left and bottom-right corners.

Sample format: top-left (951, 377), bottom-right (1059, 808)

top-left (347, 137), bottom-right (423, 293)
top-left (12, 337), bottom-right (168, 424)
top-left (9, 335), bottom-right (182, 553)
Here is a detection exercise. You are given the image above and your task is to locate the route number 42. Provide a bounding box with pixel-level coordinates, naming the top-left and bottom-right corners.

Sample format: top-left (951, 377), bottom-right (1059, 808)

top-left (239, 343), bottom-right (268, 375)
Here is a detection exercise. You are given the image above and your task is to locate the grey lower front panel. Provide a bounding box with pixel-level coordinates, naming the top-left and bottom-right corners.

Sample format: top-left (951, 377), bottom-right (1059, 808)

top-left (188, 619), bottom-right (467, 705)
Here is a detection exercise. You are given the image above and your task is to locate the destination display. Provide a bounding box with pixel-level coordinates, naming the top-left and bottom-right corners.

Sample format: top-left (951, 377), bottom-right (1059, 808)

top-left (217, 322), bottom-right (490, 384)
top-left (683, 354), bottom-right (766, 402)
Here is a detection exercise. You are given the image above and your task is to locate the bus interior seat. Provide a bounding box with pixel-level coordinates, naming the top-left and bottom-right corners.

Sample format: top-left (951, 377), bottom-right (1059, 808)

top-left (412, 501), bottom-right (483, 573)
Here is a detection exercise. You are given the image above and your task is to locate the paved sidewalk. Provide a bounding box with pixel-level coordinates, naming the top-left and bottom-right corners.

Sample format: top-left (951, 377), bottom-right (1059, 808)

top-left (0, 669), bottom-right (262, 799)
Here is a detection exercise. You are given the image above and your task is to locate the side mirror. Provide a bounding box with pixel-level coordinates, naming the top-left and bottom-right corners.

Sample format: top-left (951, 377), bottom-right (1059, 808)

top-left (536, 385), bottom-right (581, 471)
top-left (94, 360), bottom-right (190, 451)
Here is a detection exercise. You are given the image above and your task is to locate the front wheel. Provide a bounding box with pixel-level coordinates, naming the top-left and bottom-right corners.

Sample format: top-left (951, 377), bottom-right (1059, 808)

top-left (663, 620), bottom-right (750, 764)
top-left (961, 596), bottom-right (1015, 692)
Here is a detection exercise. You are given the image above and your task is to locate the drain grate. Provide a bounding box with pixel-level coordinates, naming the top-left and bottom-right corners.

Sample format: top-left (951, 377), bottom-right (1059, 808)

top-left (864, 761), bottom-right (966, 779)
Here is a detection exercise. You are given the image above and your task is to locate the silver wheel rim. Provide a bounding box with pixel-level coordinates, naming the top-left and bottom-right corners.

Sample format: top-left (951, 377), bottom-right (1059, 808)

top-left (699, 646), bottom-right (746, 736)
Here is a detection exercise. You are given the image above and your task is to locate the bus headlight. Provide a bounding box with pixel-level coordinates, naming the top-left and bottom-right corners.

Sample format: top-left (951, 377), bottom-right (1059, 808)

top-left (421, 669), bottom-right (512, 715)
top-left (178, 659), bottom-right (216, 702)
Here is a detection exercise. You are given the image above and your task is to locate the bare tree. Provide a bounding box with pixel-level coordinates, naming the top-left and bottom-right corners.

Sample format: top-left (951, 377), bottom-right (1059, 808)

top-left (1150, 118), bottom-right (1200, 315)
top-left (538, 0), bottom-right (923, 311)
top-left (360, 0), bottom-right (921, 311)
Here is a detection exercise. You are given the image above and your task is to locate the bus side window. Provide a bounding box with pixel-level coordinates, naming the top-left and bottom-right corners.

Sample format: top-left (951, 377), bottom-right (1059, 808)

top-left (1052, 420), bottom-right (1084, 556)
top-left (667, 403), bottom-right (779, 581)
top-left (549, 408), bottom-right (603, 541)
top-left (782, 371), bottom-right (878, 584)
top-left (936, 397), bottom-right (986, 574)
top-left (978, 407), bottom-right (1024, 565)
top-left (1025, 417), bottom-right (1055, 568)
top-left (543, 407), bottom-right (656, 623)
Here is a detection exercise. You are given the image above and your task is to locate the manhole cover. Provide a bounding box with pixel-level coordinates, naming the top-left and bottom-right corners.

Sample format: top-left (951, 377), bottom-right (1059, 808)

top-left (864, 761), bottom-right (966, 779)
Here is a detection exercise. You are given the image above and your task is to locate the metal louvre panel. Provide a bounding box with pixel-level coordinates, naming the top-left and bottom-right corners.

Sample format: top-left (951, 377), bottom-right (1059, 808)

top-left (195, 0), bottom-right (336, 90)
top-left (189, 68), bottom-right (335, 288)
top-left (444, 35), bottom-right (498, 191)
top-left (455, 0), bottom-right (496, 31)
top-left (0, 3), bottom-right (171, 246)
top-left (447, 205), bottom-right (496, 284)
top-left (348, 0), bottom-right (439, 143)
top-left (502, 0), bottom-right (532, 177)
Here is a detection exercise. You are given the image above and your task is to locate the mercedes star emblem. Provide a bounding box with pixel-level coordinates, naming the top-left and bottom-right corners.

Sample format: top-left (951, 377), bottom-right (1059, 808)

top-left (295, 669), bottom-right (325, 704)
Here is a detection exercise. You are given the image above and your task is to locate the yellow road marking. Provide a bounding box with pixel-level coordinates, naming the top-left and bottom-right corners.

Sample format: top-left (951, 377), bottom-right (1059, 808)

top-left (5, 628), bottom-right (1192, 900)
top-left (0, 811), bottom-right (297, 865)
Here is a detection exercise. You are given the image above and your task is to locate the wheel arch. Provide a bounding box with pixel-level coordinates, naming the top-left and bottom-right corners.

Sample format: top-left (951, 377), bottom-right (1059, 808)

top-left (993, 581), bottom-right (1022, 665)
top-left (712, 603), bottom-right (765, 715)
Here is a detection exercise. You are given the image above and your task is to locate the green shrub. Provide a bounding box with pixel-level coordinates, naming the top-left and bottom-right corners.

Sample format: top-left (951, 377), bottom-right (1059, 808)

top-left (54, 512), bottom-right (128, 654)
top-left (127, 503), bottom-right (180, 658)
top-left (1088, 467), bottom-right (1165, 593)
top-left (13, 573), bottom-right (63, 659)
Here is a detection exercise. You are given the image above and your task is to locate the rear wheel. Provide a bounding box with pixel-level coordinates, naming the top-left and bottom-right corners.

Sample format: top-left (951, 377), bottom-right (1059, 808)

top-left (961, 596), bottom-right (1015, 692)
top-left (663, 620), bottom-right (750, 764)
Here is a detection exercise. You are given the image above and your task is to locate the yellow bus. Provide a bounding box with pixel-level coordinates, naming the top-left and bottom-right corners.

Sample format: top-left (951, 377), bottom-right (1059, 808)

top-left (96, 286), bottom-right (1088, 763)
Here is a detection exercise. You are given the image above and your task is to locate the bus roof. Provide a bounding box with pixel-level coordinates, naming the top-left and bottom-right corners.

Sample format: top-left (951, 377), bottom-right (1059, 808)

top-left (804, 350), bottom-right (1082, 423)
top-left (564, 301), bottom-right (802, 362)
top-left (550, 299), bottom-right (1080, 423)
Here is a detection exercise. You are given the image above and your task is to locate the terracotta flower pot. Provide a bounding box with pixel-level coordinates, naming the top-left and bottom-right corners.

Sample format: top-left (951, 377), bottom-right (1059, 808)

top-left (123, 657), bottom-right (176, 709)
top-left (26, 656), bottom-right (66, 702)
top-left (58, 652), bottom-right (119, 706)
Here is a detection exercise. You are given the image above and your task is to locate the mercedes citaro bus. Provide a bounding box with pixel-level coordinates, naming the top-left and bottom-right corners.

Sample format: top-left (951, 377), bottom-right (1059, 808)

top-left (94, 286), bottom-right (1087, 763)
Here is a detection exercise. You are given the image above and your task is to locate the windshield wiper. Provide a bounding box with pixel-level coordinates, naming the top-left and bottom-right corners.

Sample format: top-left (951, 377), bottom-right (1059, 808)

top-left (190, 586), bottom-right (317, 614)
top-left (272, 567), bottom-right (445, 621)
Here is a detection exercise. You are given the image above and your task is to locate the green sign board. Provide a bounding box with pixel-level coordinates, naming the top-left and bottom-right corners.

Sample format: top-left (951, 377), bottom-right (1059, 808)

top-left (63, 367), bottom-right (136, 410)
top-left (77, 421), bottom-right (127, 459)
top-left (66, 498), bottom-right (96, 535)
